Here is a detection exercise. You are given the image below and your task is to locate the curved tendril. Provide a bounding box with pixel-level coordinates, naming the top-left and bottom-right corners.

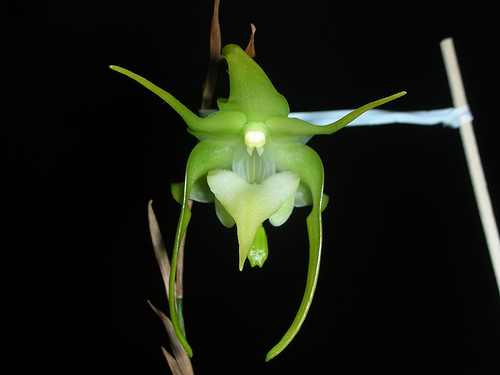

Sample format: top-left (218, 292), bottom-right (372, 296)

top-left (169, 142), bottom-right (234, 357)
top-left (266, 144), bottom-right (325, 361)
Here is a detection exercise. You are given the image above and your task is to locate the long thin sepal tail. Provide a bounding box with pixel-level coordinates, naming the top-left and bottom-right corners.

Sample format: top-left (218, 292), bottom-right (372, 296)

top-left (168, 141), bottom-right (234, 357)
top-left (266, 144), bottom-right (325, 361)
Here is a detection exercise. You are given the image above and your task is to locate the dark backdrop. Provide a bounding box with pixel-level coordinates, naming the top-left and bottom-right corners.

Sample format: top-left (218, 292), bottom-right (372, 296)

top-left (5, 1), bottom-right (500, 373)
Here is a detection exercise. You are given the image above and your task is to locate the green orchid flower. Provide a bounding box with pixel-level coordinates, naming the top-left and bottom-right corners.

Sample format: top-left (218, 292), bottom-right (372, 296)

top-left (110, 44), bottom-right (405, 361)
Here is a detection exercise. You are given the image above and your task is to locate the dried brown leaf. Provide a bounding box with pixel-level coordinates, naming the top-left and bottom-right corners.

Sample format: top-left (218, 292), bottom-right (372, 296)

top-left (162, 347), bottom-right (183, 375)
top-left (245, 23), bottom-right (257, 58)
top-left (201, 0), bottom-right (223, 110)
top-left (149, 301), bottom-right (194, 375)
top-left (148, 200), bottom-right (171, 300)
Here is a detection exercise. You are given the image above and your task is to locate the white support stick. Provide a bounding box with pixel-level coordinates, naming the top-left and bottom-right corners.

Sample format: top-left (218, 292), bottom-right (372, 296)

top-left (440, 38), bottom-right (500, 296)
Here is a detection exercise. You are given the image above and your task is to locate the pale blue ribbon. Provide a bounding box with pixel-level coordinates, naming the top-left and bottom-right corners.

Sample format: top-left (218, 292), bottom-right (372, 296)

top-left (288, 105), bottom-right (473, 129)
top-left (200, 105), bottom-right (473, 128)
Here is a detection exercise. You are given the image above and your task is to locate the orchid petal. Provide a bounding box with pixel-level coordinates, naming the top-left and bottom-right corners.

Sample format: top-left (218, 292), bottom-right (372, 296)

top-left (109, 65), bottom-right (246, 141)
top-left (294, 184), bottom-right (329, 212)
top-left (269, 194), bottom-right (295, 227)
top-left (171, 179), bottom-right (215, 204)
top-left (266, 91), bottom-right (406, 143)
top-left (171, 182), bottom-right (184, 205)
top-left (214, 198), bottom-right (235, 228)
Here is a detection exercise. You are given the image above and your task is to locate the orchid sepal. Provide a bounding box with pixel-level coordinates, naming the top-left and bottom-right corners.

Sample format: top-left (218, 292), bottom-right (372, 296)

top-left (168, 141), bottom-right (234, 357)
top-left (266, 143), bottom-right (325, 361)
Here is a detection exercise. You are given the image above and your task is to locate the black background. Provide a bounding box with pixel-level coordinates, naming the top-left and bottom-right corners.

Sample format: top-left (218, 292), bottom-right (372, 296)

top-left (5, 0), bottom-right (500, 373)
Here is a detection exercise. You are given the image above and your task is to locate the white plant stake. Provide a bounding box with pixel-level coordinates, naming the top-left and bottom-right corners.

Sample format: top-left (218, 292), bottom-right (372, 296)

top-left (440, 37), bottom-right (500, 296)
